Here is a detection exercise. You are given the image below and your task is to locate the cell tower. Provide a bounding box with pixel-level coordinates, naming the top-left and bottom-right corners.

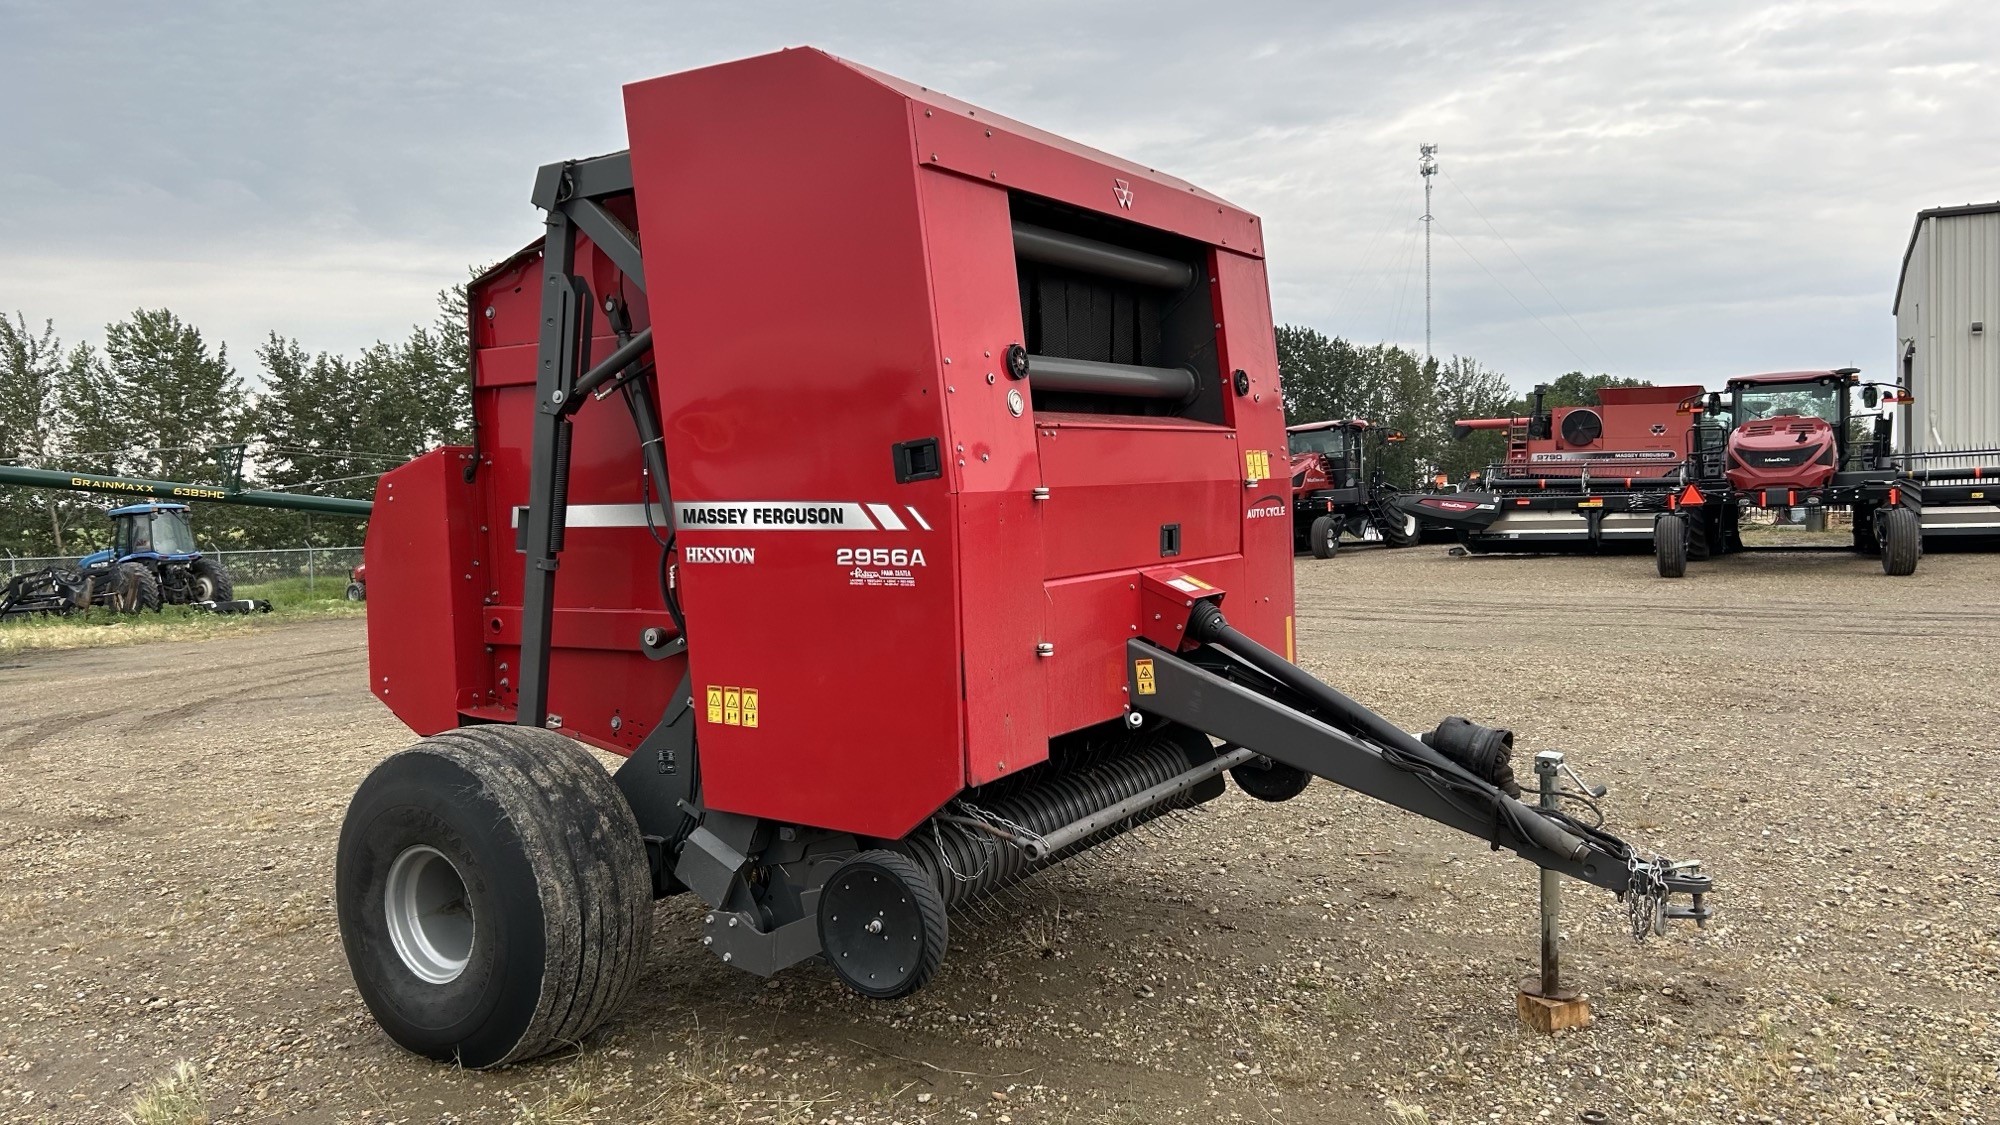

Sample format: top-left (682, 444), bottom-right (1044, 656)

top-left (1419, 143), bottom-right (1438, 365)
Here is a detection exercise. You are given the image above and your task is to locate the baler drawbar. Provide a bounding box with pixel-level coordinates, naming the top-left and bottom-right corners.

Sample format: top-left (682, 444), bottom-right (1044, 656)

top-left (336, 47), bottom-right (1714, 1068)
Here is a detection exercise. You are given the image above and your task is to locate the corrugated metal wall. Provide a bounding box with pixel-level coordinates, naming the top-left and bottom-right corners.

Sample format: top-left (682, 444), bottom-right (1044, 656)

top-left (1898, 211), bottom-right (2000, 454)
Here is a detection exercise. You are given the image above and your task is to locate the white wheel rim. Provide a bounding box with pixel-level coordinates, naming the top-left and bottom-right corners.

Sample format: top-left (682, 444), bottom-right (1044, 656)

top-left (1404, 514), bottom-right (1418, 537)
top-left (385, 845), bottom-right (474, 984)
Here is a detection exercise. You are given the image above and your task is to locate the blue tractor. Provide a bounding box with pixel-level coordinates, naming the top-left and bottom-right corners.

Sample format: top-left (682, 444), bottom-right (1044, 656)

top-left (75, 502), bottom-right (235, 611)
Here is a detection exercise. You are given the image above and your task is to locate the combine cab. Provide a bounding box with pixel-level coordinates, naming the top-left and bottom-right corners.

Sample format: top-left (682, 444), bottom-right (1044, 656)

top-left (1286, 419), bottom-right (1416, 557)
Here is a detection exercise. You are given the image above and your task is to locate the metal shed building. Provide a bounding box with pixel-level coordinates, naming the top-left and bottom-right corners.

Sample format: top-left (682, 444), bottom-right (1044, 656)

top-left (1893, 202), bottom-right (2000, 455)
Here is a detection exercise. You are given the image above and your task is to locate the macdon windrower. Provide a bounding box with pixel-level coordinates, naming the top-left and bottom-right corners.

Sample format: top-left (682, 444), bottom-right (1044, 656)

top-left (334, 46), bottom-right (1714, 1066)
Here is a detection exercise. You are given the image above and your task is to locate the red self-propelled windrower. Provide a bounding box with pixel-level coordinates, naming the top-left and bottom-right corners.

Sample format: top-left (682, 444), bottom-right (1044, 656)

top-left (336, 48), bottom-right (1712, 1068)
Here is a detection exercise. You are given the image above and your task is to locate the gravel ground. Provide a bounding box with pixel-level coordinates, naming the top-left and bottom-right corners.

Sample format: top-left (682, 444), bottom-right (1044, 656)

top-left (1, 545), bottom-right (1996, 1123)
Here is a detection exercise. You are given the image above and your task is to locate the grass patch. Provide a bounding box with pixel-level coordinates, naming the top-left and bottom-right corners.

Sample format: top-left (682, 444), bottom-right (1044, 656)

top-left (124, 1060), bottom-right (208, 1125)
top-left (0, 574), bottom-right (363, 657)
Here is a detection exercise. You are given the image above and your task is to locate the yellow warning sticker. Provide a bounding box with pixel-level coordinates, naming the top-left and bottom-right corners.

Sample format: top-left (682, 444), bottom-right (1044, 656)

top-left (706, 685), bottom-right (761, 727)
top-left (1285, 614), bottom-right (1296, 662)
top-left (1245, 449), bottom-right (1271, 481)
top-left (1135, 658), bottom-right (1156, 695)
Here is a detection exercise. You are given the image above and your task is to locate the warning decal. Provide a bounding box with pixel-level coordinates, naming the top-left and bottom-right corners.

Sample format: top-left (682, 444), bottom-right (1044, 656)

top-left (1135, 658), bottom-right (1156, 695)
top-left (1244, 449), bottom-right (1272, 481)
top-left (706, 685), bottom-right (761, 727)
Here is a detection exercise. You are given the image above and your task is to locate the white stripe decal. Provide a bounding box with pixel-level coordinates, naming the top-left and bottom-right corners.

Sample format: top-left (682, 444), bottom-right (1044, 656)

top-left (866, 503), bottom-right (906, 531)
top-left (510, 504), bottom-right (667, 528)
top-left (906, 506), bottom-right (932, 531)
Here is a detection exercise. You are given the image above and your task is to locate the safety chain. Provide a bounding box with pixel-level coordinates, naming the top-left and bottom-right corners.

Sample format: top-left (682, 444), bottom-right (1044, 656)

top-left (1623, 854), bottom-right (1668, 942)
top-left (952, 800), bottom-right (1047, 852)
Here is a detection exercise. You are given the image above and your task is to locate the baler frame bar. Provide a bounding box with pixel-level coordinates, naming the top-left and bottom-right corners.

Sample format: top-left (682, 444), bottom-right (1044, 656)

top-left (516, 153), bottom-right (657, 728)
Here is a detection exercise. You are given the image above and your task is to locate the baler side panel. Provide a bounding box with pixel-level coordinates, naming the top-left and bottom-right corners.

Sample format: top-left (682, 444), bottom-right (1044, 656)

top-left (465, 234), bottom-right (680, 754)
top-left (1035, 422), bottom-right (1241, 579)
top-left (623, 50), bottom-right (967, 839)
top-left (365, 449), bottom-right (490, 735)
top-left (1209, 249), bottom-right (1294, 654)
top-left (917, 167), bottom-right (1050, 786)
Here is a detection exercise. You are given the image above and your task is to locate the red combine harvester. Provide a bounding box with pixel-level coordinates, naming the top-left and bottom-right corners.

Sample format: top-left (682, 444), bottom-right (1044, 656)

top-left (1407, 370), bottom-right (1951, 576)
top-left (1286, 418), bottom-right (1418, 557)
top-left (338, 48), bottom-right (1712, 1067)
top-left (1407, 384), bottom-right (1701, 552)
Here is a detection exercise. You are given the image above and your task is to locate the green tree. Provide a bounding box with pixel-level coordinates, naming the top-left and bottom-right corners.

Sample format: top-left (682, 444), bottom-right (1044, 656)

top-left (0, 314), bottom-right (76, 554)
top-left (1531, 371), bottom-right (1651, 410)
top-left (1431, 355), bottom-right (1514, 482)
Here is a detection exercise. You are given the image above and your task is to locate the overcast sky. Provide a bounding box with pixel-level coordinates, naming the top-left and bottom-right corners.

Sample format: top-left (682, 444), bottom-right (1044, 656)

top-left (4, 1), bottom-right (1995, 394)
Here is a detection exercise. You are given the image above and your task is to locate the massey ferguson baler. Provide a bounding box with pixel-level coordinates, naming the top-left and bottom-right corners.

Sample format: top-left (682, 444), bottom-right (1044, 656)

top-left (337, 48), bottom-right (1713, 1067)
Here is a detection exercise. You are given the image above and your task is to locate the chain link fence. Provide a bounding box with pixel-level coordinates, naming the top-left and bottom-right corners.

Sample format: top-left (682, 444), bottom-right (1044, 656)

top-left (2, 545), bottom-right (365, 592)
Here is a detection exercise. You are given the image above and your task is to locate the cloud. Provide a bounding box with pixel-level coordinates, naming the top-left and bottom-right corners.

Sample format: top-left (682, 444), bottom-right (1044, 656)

top-left (2, 0), bottom-right (1995, 392)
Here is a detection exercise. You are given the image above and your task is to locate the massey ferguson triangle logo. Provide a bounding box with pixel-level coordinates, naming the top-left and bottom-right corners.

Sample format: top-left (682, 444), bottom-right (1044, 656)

top-left (1113, 178), bottom-right (1134, 209)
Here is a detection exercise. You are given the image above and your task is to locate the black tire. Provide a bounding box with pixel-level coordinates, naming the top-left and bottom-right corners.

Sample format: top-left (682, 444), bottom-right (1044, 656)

top-left (189, 556), bottom-right (233, 602)
top-left (1654, 513), bottom-right (1689, 579)
top-left (110, 562), bottom-right (162, 613)
top-left (1852, 507), bottom-right (1881, 556)
top-left (1879, 508), bottom-right (1921, 576)
top-left (346, 581), bottom-right (367, 602)
top-left (335, 726), bottom-right (653, 1067)
top-left (1308, 515), bottom-right (1340, 559)
top-left (1379, 510), bottom-right (1419, 548)
top-left (1229, 756), bottom-right (1313, 802)
top-left (818, 850), bottom-right (947, 1000)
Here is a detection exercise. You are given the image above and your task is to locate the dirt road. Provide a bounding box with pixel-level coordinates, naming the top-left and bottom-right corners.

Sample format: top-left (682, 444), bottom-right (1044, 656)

top-left (2, 546), bottom-right (1996, 1123)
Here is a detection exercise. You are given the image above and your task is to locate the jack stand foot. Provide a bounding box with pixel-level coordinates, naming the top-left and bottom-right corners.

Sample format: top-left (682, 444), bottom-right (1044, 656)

top-left (1517, 977), bottom-right (1592, 1034)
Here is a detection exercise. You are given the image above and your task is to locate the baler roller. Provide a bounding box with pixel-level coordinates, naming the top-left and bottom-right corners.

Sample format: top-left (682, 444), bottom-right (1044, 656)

top-left (1023, 353), bottom-right (1200, 401)
top-left (1011, 220), bottom-right (1194, 290)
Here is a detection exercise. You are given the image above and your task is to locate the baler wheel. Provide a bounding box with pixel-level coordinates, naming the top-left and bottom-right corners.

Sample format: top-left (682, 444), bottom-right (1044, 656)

top-left (1229, 755), bottom-right (1312, 802)
top-left (346, 581), bottom-right (367, 602)
top-left (1653, 513), bottom-right (1688, 579)
top-left (110, 563), bottom-right (162, 613)
top-left (818, 850), bottom-right (947, 1000)
top-left (1309, 515), bottom-right (1340, 559)
top-left (1879, 508), bottom-right (1921, 576)
top-left (335, 726), bottom-right (653, 1067)
top-left (190, 557), bottom-right (233, 602)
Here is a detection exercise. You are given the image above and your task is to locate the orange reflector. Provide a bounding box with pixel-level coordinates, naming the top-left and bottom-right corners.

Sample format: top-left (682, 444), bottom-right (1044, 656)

top-left (1678, 484), bottom-right (1704, 507)
top-left (1889, 486), bottom-right (1900, 506)
top-left (1787, 489), bottom-right (1796, 506)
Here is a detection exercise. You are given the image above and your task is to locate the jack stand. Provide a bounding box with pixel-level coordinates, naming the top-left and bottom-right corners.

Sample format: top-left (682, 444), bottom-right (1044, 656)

top-left (1518, 750), bottom-right (1593, 1034)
